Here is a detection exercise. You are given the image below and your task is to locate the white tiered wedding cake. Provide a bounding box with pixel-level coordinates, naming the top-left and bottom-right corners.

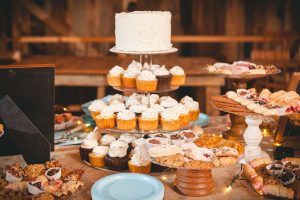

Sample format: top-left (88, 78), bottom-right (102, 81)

top-left (115, 11), bottom-right (172, 52)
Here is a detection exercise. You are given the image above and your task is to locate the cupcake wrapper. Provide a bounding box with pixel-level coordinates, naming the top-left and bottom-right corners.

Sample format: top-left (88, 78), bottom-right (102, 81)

top-left (189, 110), bottom-right (200, 121)
top-left (79, 147), bottom-right (93, 162)
top-left (128, 161), bottom-right (151, 174)
top-left (89, 153), bottom-right (105, 167)
top-left (179, 113), bottom-right (190, 127)
top-left (122, 76), bottom-right (136, 88)
top-left (91, 111), bottom-right (100, 120)
top-left (105, 155), bottom-right (129, 171)
top-left (160, 118), bottom-right (181, 131)
top-left (107, 75), bottom-right (122, 87)
top-left (136, 79), bottom-right (157, 92)
top-left (96, 116), bottom-right (115, 129)
top-left (171, 74), bottom-right (186, 86)
top-left (156, 74), bottom-right (172, 90)
top-left (117, 118), bottom-right (137, 130)
top-left (138, 118), bottom-right (159, 131)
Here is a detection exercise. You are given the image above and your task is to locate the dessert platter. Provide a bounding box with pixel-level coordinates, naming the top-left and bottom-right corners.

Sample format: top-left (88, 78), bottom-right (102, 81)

top-left (211, 88), bottom-right (300, 116)
top-left (54, 112), bottom-right (74, 131)
top-left (0, 160), bottom-right (84, 199)
top-left (243, 157), bottom-right (300, 199)
top-left (206, 61), bottom-right (281, 80)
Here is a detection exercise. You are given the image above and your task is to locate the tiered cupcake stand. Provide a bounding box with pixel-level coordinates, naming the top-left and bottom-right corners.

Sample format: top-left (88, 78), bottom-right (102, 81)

top-left (213, 71), bottom-right (281, 140)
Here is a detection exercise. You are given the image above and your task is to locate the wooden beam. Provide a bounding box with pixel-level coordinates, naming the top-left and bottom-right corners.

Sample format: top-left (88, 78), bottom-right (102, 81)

top-left (16, 35), bottom-right (300, 44)
top-left (20, 0), bottom-right (71, 35)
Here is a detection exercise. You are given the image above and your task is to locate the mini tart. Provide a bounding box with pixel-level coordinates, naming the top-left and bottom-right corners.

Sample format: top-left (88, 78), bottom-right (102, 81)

top-left (128, 160), bottom-right (151, 174)
top-left (179, 113), bottom-right (190, 127)
top-left (105, 155), bottom-right (129, 171)
top-left (136, 79), bottom-right (157, 92)
top-left (95, 114), bottom-right (115, 129)
top-left (88, 152), bottom-right (105, 167)
top-left (160, 118), bottom-right (181, 131)
top-left (121, 75), bottom-right (136, 88)
top-left (171, 74), bottom-right (186, 86)
top-left (138, 117), bottom-right (159, 131)
top-left (90, 111), bottom-right (100, 120)
top-left (116, 118), bottom-right (137, 130)
top-left (107, 74), bottom-right (122, 87)
top-left (156, 74), bottom-right (172, 90)
top-left (189, 109), bottom-right (200, 121)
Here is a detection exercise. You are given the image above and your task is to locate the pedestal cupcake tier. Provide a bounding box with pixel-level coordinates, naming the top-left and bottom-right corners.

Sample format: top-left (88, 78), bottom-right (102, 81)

top-left (112, 86), bottom-right (179, 94)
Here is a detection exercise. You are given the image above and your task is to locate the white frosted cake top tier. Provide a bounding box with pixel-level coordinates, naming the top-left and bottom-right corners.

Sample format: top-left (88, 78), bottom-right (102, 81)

top-left (115, 11), bottom-right (172, 52)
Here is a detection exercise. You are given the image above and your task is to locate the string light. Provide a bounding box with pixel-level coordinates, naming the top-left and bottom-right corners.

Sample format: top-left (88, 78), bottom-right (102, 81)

top-left (262, 128), bottom-right (269, 136)
top-left (226, 126), bottom-right (231, 130)
top-left (160, 175), bottom-right (167, 181)
top-left (77, 120), bottom-right (82, 125)
top-left (224, 186), bottom-right (232, 192)
top-left (273, 142), bottom-right (282, 147)
top-left (63, 107), bottom-right (68, 111)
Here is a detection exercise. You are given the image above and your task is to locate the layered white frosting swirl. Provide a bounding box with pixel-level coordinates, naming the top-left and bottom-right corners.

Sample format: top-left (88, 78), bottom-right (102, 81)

top-left (159, 96), bottom-right (178, 108)
top-left (120, 133), bottom-right (137, 143)
top-left (185, 101), bottom-right (199, 111)
top-left (81, 139), bottom-right (98, 149)
top-left (161, 108), bottom-right (179, 120)
top-left (141, 108), bottom-right (158, 119)
top-left (108, 139), bottom-right (128, 157)
top-left (92, 146), bottom-right (109, 156)
top-left (109, 102), bottom-right (126, 113)
top-left (117, 109), bottom-right (136, 120)
top-left (97, 107), bottom-right (114, 118)
top-left (150, 104), bottom-right (165, 114)
top-left (109, 65), bottom-right (124, 76)
top-left (101, 134), bottom-right (116, 146)
top-left (129, 104), bottom-right (147, 114)
top-left (137, 70), bottom-right (156, 81)
top-left (175, 103), bottom-right (189, 115)
top-left (152, 65), bottom-right (170, 76)
top-left (170, 66), bottom-right (184, 75)
top-left (88, 100), bottom-right (106, 112)
top-left (130, 146), bottom-right (150, 166)
top-left (180, 96), bottom-right (193, 104)
top-left (132, 138), bottom-right (146, 148)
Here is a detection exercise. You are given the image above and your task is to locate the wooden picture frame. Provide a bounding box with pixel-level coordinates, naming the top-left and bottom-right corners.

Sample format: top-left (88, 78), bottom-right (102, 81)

top-left (274, 72), bottom-right (300, 143)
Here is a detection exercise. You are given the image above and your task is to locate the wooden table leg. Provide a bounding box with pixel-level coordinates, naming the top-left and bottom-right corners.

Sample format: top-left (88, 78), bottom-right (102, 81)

top-left (97, 86), bottom-right (105, 99)
top-left (205, 86), bottom-right (221, 116)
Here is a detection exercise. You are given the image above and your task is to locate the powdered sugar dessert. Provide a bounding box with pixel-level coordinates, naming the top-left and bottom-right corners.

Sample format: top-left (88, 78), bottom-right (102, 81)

top-left (115, 11), bottom-right (172, 52)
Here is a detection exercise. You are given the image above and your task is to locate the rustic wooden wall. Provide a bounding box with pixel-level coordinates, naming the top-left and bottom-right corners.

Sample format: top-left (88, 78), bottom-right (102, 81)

top-left (0, 0), bottom-right (300, 61)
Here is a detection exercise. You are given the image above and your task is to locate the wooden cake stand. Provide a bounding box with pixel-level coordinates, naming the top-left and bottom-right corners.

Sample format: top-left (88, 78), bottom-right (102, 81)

top-left (174, 168), bottom-right (214, 197)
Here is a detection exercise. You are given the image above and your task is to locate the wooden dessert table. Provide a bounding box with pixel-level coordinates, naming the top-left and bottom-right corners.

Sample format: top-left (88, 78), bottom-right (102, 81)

top-left (16, 55), bottom-right (224, 116)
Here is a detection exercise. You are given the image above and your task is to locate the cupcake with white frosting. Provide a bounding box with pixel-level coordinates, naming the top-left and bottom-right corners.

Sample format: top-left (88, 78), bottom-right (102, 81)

top-left (88, 99), bottom-right (106, 120)
top-left (88, 146), bottom-right (109, 167)
top-left (170, 66), bottom-right (185, 86)
top-left (150, 104), bottom-right (165, 116)
top-left (79, 139), bottom-right (98, 162)
top-left (95, 106), bottom-right (115, 129)
top-left (109, 102), bottom-right (126, 113)
top-left (160, 108), bottom-right (181, 131)
top-left (125, 93), bottom-right (142, 108)
top-left (107, 65), bottom-right (124, 87)
top-left (128, 146), bottom-right (151, 174)
top-left (120, 133), bottom-right (137, 144)
top-left (116, 109), bottom-right (137, 130)
top-left (159, 96), bottom-right (178, 108)
top-left (152, 65), bottom-right (172, 90)
top-left (141, 94), bottom-right (159, 106)
top-left (184, 101), bottom-right (200, 121)
top-left (136, 70), bottom-right (157, 92)
top-left (175, 103), bottom-right (190, 127)
top-left (122, 60), bottom-right (141, 88)
top-left (138, 108), bottom-right (159, 131)
top-left (105, 140), bottom-right (129, 170)
top-left (180, 96), bottom-right (193, 104)
top-left (107, 94), bottom-right (124, 105)
top-left (129, 104), bottom-right (147, 116)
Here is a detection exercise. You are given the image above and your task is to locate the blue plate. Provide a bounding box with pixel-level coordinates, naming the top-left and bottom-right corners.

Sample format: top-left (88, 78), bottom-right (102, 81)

top-left (91, 173), bottom-right (164, 200)
top-left (195, 113), bottom-right (210, 127)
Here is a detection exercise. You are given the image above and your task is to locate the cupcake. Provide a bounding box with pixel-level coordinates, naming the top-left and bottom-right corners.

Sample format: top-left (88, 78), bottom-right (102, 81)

top-left (88, 100), bottom-right (106, 120)
top-left (105, 140), bottom-right (129, 171)
top-left (175, 103), bottom-right (190, 127)
top-left (79, 139), bottom-right (98, 162)
top-left (160, 108), bottom-right (180, 131)
top-left (128, 146), bottom-right (151, 174)
top-left (85, 129), bottom-right (101, 142)
top-left (122, 61), bottom-right (142, 88)
top-left (95, 107), bottom-right (115, 129)
top-left (141, 94), bottom-right (159, 106)
top-left (170, 66), bottom-right (185, 86)
top-left (159, 96), bottom-right (178, 108)
top-left (180, 96), bottom-right (193, 105)
top-left (150, 104), bottom-right (165, 116)
top-left (88, 146), bottom-right (109, 167)
top-left (125, 93), bottom-right (142, 108)
top-left (100, 134), bottom-right (116, 146)
top-left (185, 101), bottom-right (200, 121)
top-left (116, 110), bottom-right (137, 130)
top-left (138, 108), bottom-right (159, 131)
top-left (107, 94), bottom-right (124, 105)
top-left (120, 133), bottom-right (137, 151)
top-left (136, 70), bottom-right (157, 92)
top-left (107, 65), bottom-right (124, 87)
top-left (152, 66), bottom-right (172, 90)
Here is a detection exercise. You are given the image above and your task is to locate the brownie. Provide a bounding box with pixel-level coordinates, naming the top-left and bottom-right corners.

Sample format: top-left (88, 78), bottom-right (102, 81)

top-left (105, 155), bottom-right (129, 171)
top-left (156, 74), bottom-right (172, 90)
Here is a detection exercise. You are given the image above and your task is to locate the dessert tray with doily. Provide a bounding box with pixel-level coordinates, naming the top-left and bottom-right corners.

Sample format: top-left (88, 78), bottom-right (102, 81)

top-left (242, 157), bottom-right (300, 199)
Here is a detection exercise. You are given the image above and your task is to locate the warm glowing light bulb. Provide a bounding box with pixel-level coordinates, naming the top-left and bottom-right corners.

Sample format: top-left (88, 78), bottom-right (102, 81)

top-left (160, 176), bottom-right (167, 181)
top-left (85, 123), bottom-right (91, 127)
top-left (226, 126), bottom-right (231, 130)
top-left (273, 142), bottom-right (282, 147)
top-left (262, 128), bottom-right (269, 136)
top-left (224, 186), bottom-right (232, 192)
top-left (219, 134), bottom-right (223, 138)
top-left (63, 107), bottom-right (68, 111)
top-left (77, 121), bottom-right (82, 125)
